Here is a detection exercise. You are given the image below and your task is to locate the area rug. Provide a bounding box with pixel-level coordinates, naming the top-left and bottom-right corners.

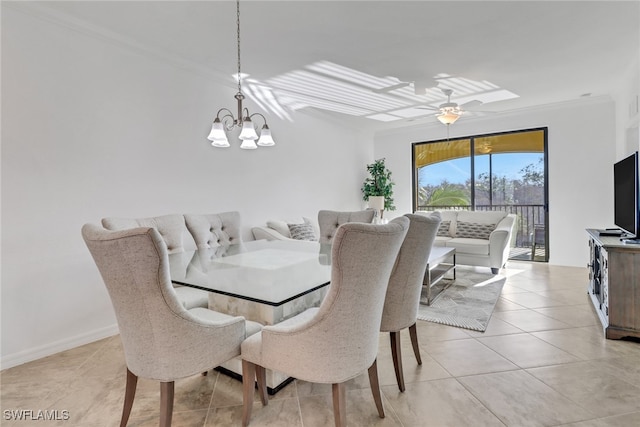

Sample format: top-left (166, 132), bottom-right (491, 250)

top-left (417, 267), bottom-right (506, 332)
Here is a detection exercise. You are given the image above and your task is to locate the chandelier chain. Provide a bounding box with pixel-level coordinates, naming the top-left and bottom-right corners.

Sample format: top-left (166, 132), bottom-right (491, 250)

top-left (236, 0), bottom-right (242, 95)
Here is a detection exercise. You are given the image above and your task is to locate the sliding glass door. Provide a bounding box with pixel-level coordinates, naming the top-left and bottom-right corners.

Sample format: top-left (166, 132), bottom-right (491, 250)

top-left (412, 128), bottom-right (548, 262)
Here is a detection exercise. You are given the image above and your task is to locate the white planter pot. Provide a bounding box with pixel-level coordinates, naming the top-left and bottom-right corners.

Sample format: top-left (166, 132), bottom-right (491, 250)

top-left (368, 196), bottom-right (385, 221)
top-left (368, 196), bottom-right (385, 210)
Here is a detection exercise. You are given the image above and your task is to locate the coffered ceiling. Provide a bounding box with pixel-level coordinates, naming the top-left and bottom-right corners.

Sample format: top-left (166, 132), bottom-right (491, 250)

top-left (13, 1), bottom-right (640, 129)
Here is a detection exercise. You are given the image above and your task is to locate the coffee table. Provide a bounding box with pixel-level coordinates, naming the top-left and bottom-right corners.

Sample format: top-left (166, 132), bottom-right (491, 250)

top-left (169, 239), bottom-right (332, 393)
top-left (422, 246), bottom-right (456, 305)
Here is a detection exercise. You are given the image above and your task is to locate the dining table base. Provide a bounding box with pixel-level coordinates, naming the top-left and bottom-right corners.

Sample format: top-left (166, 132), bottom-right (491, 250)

top-left (209, 286), bottom-right (329, 393)
top-left (208, 287), bottom-right (328, 326)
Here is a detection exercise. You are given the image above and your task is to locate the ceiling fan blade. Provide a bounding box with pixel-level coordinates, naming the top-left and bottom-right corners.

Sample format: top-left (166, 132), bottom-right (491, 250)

top-left (415, 106), bottom-right (440, 111)
top-left (459, 100), bottom-right (483, 110)
top-left (465, 110), bottom-right (499, 114)
top-left (371, 82), bottom-right (411, 93)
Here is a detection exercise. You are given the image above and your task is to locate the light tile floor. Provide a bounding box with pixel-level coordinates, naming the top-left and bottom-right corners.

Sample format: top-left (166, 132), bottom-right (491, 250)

top-left (2, 261), bottom-right (640, 427)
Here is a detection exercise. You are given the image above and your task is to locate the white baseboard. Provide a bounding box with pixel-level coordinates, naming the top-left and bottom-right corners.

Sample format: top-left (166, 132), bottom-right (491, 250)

top-left (1, 324), bottom-right (119, 370)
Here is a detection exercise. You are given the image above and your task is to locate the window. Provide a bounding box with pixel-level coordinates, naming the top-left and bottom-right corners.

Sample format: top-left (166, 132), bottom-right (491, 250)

top-left (412, 128), bottom-right (548, 261)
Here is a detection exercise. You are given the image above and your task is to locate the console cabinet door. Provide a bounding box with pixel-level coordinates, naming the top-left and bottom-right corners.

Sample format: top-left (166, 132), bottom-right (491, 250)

top-left (585, 229), bottom-right (640, 340)
top-left (607, 250), bottom-right (640, 332)
top-left (600, 248), bottom-right (609, 324)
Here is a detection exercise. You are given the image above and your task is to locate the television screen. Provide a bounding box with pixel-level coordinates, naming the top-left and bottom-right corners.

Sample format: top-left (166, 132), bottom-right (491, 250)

top-left (614, 151), bottom-right (639, 237)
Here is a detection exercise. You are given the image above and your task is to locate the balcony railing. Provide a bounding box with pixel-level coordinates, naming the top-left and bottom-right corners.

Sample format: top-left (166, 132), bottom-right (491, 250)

top-left (415, 204), bottom-right (546, 253)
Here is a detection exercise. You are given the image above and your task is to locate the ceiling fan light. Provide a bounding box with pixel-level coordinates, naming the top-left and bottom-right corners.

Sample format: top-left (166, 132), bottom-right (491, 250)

top-left (437, 111), bottom-right (460, 125)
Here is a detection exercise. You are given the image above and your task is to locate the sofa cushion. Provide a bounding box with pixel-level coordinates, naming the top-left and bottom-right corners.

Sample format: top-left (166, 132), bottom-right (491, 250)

top-left (267, 220), bottom-right (291, 238)
top-left (433, 211), bottom-right (460, 235)
top-left (433, 236), bottom-right (450, 247)
top-left (288, 223), bottom-right (317, 241)
top-left (434, 210), bottom-right (460, 223)
top-left (456, 221), bottom-right (496, 240)
top-left (266, 217), bottom-right (318, 240)
top-left (437, 220), bottom-right (451, 237)
top-left (457, 210), bottom-right (506, 224)
top-left (445, 238), bottom-right (490, 255)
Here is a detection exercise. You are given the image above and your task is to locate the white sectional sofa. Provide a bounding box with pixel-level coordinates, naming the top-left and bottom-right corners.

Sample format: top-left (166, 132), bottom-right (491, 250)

top-left (251, 217), bottom-right (319, 242)
top-left (251, 210), bottom-right (375, 243)
top-left (415, 210), bottom-right (517, 274)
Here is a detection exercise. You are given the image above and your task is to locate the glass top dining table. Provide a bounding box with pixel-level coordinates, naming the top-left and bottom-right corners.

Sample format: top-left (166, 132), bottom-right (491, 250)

top-left (168, 239), bottom-right (332, 307)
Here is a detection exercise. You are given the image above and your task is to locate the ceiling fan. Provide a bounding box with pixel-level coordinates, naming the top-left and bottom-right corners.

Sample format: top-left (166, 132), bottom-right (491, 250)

top-left (418, 88), bottom-right (487, 125)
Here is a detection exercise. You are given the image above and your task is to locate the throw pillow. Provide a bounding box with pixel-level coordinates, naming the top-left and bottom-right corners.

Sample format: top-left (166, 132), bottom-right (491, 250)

top-left (302, 216), bottom-right (320, 240)
top-left (456, 221), bottom-right (496, 240)
top-left (288, 223), bottom-right (317, 241)
top-left (437, 220), bottom-right (451, 237)
top-left (267, 220), bottom-right (291, 238)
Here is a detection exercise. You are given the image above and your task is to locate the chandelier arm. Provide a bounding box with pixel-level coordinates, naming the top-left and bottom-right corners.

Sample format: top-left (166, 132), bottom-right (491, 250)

top-left (248, 112), bottom-right (268, 127)
top-left (216, 108), bottom-right (236, 131)
top-left (216, 107), bottom-right (235, 119)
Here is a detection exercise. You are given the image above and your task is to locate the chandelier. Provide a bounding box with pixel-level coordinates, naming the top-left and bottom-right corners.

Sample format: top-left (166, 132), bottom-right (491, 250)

top-left (207, 0), bottom-right (275, 149)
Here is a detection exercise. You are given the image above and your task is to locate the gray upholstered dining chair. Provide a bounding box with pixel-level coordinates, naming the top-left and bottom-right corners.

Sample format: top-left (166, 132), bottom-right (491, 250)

top-left (184, 211), bottom-right (242, 249)
top-left (82, 224), bottom-right (262, 427)
top-left (240, 218), bottom-right (410, 427)
top-left (102, 214), bottom-right (208, 309)
top-left (317, 209), bottom-right (376, 244)
top-left (378, 213), bottom-right (440, 392)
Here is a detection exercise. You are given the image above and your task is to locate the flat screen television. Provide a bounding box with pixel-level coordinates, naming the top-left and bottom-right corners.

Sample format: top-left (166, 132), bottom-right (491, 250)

top-left (614, 151), bottom-right (640, 241)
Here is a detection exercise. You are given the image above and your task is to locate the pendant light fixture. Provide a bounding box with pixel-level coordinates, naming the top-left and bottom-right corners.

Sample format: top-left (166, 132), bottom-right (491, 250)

top-left (207, 0), bottom-right (275, 149)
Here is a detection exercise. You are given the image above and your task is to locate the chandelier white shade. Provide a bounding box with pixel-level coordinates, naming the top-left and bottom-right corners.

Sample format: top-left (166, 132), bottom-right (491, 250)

top-left (207, 0), bottom-right (275, 149)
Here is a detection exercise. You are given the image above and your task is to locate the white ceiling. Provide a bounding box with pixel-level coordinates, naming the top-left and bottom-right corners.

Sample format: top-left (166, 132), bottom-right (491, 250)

top-left (19, 0), bottom-right (640, 129)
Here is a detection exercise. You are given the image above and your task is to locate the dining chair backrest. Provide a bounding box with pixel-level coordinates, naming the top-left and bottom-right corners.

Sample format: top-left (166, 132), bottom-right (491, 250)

top-left (81, 223), bottom-right (248, 380)
top-left (249, 217), bottom-right (409, 383)
top-left (184, 211), bottom-right (242, 250)
top-left (317, 209), bottom-right (376, 244)
top-left (101, 213), bottom-right (213, 309)
top-left (380, 213), bottom-right (441, 332)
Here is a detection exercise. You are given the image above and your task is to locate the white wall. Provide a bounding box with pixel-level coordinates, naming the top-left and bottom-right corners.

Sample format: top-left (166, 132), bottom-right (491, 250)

top-left (373, 97), bottom-right (617, 268)
top-left (612, 55), bottom-right (640, 156)
top-left (1, 6), bottom-right (372, 367)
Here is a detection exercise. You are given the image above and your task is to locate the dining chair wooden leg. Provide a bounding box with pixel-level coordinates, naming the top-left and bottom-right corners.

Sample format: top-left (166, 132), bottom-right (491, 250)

top-left (242, 360), bottom-right (256, 427)
top-left (390, 331), bottom-right (405, 392)
top-left (120, 368), bottom-right (138, 427)
top-left (256, 365), bottom-right (268, 405)
top-left (408, 322), bottom-right (422, 365)
top-left (159, 381), bottom-right (174, 427)
top-left (332, 383), bottom-right (347, 427)
top-left (367, 359), bottom-right (385, 418)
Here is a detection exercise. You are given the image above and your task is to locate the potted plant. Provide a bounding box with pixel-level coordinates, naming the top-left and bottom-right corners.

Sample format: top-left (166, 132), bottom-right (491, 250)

top-left (361, 158), bottom-right (396, 220)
